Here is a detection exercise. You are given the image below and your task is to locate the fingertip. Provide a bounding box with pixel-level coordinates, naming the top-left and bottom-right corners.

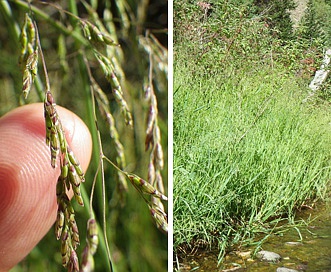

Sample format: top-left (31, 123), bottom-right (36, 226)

top-left (0, 103), bottom-right (92, 270)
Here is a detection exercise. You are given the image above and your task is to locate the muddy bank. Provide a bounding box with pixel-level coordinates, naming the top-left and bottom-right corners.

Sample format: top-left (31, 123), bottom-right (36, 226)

top-left (176, 202), bottom-right (331, 271)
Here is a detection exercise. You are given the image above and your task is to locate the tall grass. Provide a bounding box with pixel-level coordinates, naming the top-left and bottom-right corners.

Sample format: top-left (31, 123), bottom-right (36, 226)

top-left (174, 61), bottom-right (331, 260)
top-left (174, 1), bottom-right (331, 263)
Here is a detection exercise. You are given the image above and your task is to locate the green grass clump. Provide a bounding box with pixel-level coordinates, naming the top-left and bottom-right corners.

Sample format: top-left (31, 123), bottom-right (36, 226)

top-left (174, 62), bottom-right (331, 259)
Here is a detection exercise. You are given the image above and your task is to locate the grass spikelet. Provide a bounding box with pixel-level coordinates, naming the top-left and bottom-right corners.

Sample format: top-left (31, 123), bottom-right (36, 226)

top-left (81, 21), bottom-right (92, 40)
top-left (126, 173), bottom-right (168, 201)
top-left (22, 69), bottom-right (32, 98)
top-left (80, 0), bottom-right (120, 46)
top-left (68, 249), bottom-right (79, 272)
top-left (80, 218), bottom-right (98, 272)
top-left (55, 208), bottom-right (65, 240)
top-left (94, 52), bottom-right (133, 126)
top-left (149, 204), bottom-right (168, 233)
top-left (67, 146), bottom-right (85, 182)
top-left (22, 47), bottom-right (38, 99)
top-left (26, 14), bottom-right (36, 47)
top-left (69, 214), bottom-right (80, 249)
top-left (86, 218), bottom-right (98, 255)
top-left (72, 184), bottom-right (84, 206)
top-left (50, 126), bottom-right (59, 168)
top-left (61, 228), bottom-right (70, 266)
top-left (19, 14), bottom-right (28, 57)
top-left (68, 165), bottom-right (80, 187)
top-left (84, 21), bottom-right (117, 46)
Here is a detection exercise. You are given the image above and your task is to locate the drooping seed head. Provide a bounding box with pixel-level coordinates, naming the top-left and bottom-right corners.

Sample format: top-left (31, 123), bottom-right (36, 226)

top-left (127, 173), bottom-right (168, 201)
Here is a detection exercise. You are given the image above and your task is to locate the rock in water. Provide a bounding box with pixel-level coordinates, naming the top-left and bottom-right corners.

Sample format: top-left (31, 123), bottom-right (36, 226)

top-left (276, 267), bottom-right (299, 272)
top-left (256, 250), bottom-right (281, 262)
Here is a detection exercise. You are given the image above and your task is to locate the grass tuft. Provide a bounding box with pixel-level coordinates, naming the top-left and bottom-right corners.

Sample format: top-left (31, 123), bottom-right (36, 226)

top-left (174, 44), bottom-right (331, 263)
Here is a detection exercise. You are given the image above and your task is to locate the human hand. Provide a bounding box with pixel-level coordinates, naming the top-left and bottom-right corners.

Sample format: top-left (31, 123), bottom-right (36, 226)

top-left (0, 103), bottom-right (92, 271)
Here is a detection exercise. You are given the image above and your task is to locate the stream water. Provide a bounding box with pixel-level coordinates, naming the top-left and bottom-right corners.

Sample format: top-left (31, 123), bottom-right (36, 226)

top-left (177, 202), bottom-right (331, 271)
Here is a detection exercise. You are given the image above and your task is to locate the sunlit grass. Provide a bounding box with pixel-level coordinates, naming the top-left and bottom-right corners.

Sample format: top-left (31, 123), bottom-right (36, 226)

top-left (174, 53), bottom-right (331, 261)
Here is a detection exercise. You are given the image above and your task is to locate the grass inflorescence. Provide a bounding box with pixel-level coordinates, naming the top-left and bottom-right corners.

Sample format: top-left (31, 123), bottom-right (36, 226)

top-left (1, 1), bottom-right (167, 271)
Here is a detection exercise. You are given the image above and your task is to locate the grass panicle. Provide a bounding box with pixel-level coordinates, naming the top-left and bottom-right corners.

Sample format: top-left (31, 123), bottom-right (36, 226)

top-left (20, 13), bottom-right (86, 272)
top-left (5, 0), bottom-right (167, 270)
top-left (141, 32), bottom-right (167, 232)
top-left (20, 13), bottom-right (38, 99)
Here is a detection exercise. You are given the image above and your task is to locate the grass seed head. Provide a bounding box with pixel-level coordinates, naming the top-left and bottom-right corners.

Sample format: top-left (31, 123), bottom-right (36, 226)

top-left (68, 165), bottom-right (81, 187)
top-left (72, 184), bottom-right (84, 206)
top-left (154, 142), bottom-right (164, 169)
top-left (67, 146), bottom-right (85, 182)
top-left (20, 16), bottom-right (28, 55)
top-left (127, 173), bottom-right (168, 201)
top-left (149, 204), bottom-right (168, 233)
top-left (146, 105), bottom-right (156, 137)
top-left (25, 13), bottom-right (36, 45)
top-left (81, 21), bottom-right (92, 40)
top-left (50, 126), bottom-right (60, 168)
top-left (68, 250), bottom-right (79, 272)
top-left (61, 236), bottom-right (70, 266)
top-left (22, 69), bottom-right (32, 99)
top-left (61, 156), bottom-right (69, 179)
top-left (148, 162), bottom-right (156, 184)
top-left (87, 218), bottom-right (98, 255)
top-left (55, 209), bottom-right (65, 240)
top-left (26, 49), bottom-right (38, 73)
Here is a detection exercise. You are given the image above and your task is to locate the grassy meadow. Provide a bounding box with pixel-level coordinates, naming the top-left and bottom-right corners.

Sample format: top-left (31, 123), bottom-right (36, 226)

top-left (174, 0), bottom-right (331, 265)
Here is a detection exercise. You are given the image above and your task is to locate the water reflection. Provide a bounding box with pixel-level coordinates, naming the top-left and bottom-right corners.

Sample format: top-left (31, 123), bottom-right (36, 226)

top-left (178, 202), bottom-right (331, 271)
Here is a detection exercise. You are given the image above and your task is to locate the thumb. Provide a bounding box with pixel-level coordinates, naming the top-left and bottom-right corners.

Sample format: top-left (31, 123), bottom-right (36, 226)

top-left (0, 103), bottom-right (92, 271)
